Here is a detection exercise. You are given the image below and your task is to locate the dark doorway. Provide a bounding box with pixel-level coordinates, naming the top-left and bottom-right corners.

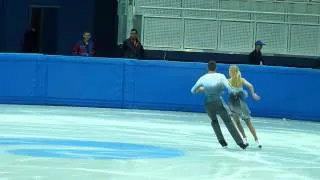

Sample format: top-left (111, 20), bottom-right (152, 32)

top-left (94, 0), bottom-right (118, 57)
top-left (27, 6), bottom-right (59, 54)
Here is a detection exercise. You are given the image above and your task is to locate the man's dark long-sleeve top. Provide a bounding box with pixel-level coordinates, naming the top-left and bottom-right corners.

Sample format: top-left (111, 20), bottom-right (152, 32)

top-left (248, 49), bottom-right (263, 65)
top-left (122, 38), bottom-right (145, 60)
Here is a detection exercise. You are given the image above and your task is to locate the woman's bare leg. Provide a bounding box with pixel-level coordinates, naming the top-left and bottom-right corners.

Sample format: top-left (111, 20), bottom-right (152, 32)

top-left (245, 119), bottom-right (261, 148)
top-left (233, 114), bottom-right (247, 144)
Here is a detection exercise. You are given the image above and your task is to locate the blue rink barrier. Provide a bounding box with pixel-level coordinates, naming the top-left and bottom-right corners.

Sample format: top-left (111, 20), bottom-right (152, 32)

top-left (0, 53), bottom-right (319, 121)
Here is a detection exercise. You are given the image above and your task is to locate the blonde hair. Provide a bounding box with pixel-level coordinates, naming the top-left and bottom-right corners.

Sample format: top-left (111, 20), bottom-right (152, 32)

top-left (229, 65), bottom-right (243, 87)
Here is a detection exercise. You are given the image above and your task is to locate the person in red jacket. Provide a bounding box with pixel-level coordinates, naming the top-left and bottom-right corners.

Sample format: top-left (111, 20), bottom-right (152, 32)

top-left (72, 32), bottom-right (95, 56)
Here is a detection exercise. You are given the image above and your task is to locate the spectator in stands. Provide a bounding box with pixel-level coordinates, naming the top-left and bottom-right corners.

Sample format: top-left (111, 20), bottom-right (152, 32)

top-left (248, 40), bottom-right (266, 65)
top-left (72, 32), bottom-right (95, 56)
top-left (122, 29), bottom-right (145, 60)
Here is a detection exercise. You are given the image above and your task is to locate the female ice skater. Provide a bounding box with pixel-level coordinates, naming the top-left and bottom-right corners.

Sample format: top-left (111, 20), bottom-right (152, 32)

top-left (191, 61), bottom-right (248, 150)
top-left (228, 65), bottom-right (262, 148)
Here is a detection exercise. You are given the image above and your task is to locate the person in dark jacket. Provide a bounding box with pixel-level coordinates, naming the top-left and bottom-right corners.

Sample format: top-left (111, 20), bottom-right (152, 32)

top-left (22, 27), bottom-right (39, 53)
top-left (248, 40), bottom-right (266, 65)
top-left (122, 29), bottom-right (145, 59)
top-left (72, 32), bottom-right (95, 57)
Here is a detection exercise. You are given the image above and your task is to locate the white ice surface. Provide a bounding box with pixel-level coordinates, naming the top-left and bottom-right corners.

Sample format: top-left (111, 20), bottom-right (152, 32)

top-left (0, 105), bottom-right (319, 180)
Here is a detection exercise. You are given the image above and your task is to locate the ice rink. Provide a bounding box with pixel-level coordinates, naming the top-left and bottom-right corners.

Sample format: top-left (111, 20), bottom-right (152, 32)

top-left (0, 104), bottom-right (319, 180)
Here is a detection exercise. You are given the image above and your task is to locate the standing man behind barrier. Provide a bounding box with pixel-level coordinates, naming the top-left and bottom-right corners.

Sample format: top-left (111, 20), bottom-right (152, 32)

top-left (122, 29), bottom-right (145, 60)
top-left (22, 26), bottom-right (39, 53)
top-left (73, 32), bottom-right (95, 57)
top-left (191, 60), bottom-right (248, 150)
top-left (249, 40), bottom-right (266, 65)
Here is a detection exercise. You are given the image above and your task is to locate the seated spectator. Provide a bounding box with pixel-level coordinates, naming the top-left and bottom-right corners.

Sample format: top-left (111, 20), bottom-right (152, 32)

top-left (122, 29), bottom-right (145, 60)
top-left (72, 32), bottom-right (95, 56)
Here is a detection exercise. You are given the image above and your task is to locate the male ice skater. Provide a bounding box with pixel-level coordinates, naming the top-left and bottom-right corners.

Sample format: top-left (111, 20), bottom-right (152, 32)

top-left (191, 60), bottom-right (248, 150)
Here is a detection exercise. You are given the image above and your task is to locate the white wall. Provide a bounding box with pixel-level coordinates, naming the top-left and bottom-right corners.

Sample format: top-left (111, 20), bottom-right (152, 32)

top-left (120, 0), bottom-right (320, 56)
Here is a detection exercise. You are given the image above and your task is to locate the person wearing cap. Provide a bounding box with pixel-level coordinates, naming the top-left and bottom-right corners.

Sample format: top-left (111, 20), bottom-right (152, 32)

top-left (248, 40), bottom-right (266, 65)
